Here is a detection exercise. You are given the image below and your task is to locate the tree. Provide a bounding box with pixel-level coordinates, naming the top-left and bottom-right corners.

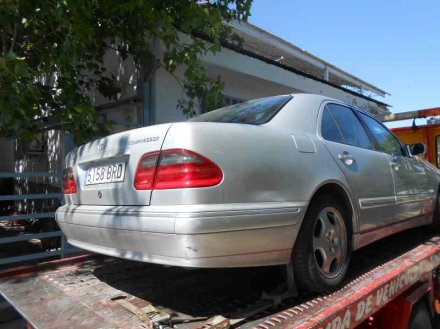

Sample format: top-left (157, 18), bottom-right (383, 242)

top-left (0, 0), bottom-right (252, 143)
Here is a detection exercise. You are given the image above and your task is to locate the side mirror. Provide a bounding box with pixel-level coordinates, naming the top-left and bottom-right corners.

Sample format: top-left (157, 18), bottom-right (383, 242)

top-left (407, 143), bottom-right (426, 156)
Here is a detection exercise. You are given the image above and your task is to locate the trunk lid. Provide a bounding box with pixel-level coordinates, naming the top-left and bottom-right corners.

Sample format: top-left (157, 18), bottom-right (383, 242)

top-left (65, 123), bottom-right (172, 206)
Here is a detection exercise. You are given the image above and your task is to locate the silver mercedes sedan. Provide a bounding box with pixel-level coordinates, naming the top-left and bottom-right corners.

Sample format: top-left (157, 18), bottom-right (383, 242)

top-left (56, 94), bottom-right (440, 292)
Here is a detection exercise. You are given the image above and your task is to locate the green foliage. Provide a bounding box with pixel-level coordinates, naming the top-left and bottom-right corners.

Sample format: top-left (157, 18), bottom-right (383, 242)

top-left (0, 0), bottom-right (252, 143)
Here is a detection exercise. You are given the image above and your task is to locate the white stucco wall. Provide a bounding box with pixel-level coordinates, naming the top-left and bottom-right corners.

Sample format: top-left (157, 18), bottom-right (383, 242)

top-left (152, 46), bottom-right (387, 125)
top-left (207, 64), bottom-right (300, 101)
top-left (201, 47), bottom-right (387, 115)
top-left (153, 63), bottom-right (301, 124)
top-left (154, 66), bottom-right (189, 124)
top-left (91, 46), bottom-right (139, 106)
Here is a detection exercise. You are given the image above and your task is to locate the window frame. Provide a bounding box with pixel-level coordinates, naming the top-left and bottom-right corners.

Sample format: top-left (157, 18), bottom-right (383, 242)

top-left (321, 106), bottom-right (345, 144)
top-left (355, 110), bottom-right (408, 157)
top-left (319, 103), bottom-right (376, 151)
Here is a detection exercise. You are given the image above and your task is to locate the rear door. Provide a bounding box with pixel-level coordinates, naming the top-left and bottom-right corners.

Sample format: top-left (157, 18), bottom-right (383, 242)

top-left (66, 123), bottom-right (172, 206)
top-left (320, 103), bottom-right (397, 232)
top-left (357, 112), bottom-right (429, 220)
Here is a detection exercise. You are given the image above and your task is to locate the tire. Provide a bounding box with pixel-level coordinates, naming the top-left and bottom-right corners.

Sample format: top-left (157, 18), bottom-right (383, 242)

top-left (409, 301), bottom-right (433, 329)
top-left (292, 194), bottom-right (351, 293)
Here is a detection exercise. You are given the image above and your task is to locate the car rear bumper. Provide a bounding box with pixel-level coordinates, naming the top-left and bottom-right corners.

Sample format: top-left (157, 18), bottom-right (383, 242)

top-left (55, 203), bottom-right (306, 267)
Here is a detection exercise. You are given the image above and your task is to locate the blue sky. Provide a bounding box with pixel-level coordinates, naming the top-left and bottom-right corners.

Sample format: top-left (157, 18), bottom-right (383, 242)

top-left (248, 0), bottom-right (440, 127)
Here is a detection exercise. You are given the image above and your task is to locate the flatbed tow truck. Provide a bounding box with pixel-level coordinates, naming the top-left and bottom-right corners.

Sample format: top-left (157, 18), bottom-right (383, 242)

top-left (1, 226), bottom-right (440, 329)
top-left (4, 109), bottom-right (440, 329)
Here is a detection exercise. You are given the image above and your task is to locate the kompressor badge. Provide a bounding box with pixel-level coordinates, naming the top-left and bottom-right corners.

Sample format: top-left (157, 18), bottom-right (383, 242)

top-left (128, 136), bottom-right (160, 145)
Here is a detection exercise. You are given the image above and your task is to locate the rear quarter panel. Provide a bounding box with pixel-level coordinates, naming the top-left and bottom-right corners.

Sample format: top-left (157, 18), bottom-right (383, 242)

top-left (151, 122), bottom-right (356, 226)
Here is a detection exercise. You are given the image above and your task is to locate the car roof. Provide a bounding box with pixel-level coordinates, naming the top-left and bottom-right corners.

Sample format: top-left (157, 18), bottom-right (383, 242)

top-left (287, 93), bottom-right (341, 104)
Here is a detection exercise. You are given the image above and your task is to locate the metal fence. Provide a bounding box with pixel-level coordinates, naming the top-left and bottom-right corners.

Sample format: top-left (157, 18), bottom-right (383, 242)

top-left (0, 172), bottom-right (79, 266)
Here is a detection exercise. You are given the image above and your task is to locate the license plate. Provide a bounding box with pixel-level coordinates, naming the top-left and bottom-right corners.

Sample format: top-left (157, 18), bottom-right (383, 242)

top-left (86, 162), bottom-right (126, 185)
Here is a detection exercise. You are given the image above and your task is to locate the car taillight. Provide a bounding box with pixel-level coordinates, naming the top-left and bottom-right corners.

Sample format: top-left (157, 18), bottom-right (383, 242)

top-left (63, 167), bottom-right (77, 194)
top-left (134, 149), bottom-right (223, 190)
top-left (134, 152), bottom-right (160, 190)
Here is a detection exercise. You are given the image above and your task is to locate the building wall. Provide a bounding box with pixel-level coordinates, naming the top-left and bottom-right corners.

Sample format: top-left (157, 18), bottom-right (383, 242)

top-left (100, 103), bottom-right (143, 134)
top-left (152, 47), bottom-right (387, 125)
top-left (154, 66), bottom-right (188, 124)
top-left (91, 47), bottom-right (139, 106)
top-left (91, 34), bottom-right (389, 127)
top-left (201, 47), bottom-right (387, 116)
top-left (153, 63), bottom-right (301, 124)
top-left (209, 64), bottom-right (301, 101)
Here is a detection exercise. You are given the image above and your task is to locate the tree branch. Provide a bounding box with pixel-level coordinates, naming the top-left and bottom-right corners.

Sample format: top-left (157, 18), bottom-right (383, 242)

top-left (9, 23), bottom-right (18, 53)
top-left (1, 35), bottom-right (7, 56)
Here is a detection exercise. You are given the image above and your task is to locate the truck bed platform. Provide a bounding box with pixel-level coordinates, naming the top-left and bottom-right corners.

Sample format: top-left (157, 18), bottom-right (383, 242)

top-left (0, 227), bottom-right (439, 329)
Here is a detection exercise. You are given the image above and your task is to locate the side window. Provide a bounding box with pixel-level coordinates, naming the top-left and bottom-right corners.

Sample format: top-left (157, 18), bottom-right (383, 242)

top-left (323, 104), bottom-right (373, 150)
top-left (321, 108), bottom-right (344, 144)
top-left (358, 112), bottom-right (404, 156)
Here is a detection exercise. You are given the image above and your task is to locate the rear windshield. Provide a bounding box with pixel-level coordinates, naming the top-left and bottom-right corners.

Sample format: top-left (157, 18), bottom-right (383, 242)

top-left (188, 95), bottom-right (292, 125)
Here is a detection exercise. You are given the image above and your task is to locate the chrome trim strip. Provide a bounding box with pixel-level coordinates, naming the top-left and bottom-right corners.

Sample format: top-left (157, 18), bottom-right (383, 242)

top-left (359, 196), bottom-right (396, 209)
top-left (395, 194), bottom-right (434, 205)
top-left (56, 204), bottom-right (303, 219)
top-left (176, 207), bottom-right (301, 218)
top-left (56, 203), bottom-right (305, 234)
top-left (359, 194), bottom-right (435, 209)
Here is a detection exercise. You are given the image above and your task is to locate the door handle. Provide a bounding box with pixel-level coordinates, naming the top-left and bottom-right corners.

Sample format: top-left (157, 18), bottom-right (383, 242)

top-left (338, 152), bottom-right (355, 165)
